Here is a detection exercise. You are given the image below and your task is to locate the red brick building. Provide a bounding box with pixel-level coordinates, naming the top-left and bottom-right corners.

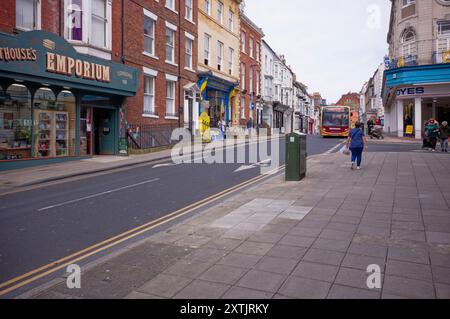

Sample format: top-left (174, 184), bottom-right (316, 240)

top-left (336, 92), bottom-right (361, 126)
top-left (336, 92), bottom-right (360, 111)
top-left (122, 0), bottom-right (199, 133)
top-left (239, 12), bottom-right (263, 127)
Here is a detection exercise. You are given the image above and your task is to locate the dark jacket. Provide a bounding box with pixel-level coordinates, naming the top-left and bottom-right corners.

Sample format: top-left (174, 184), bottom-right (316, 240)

top-left (439, 125), bottom-right (450, 140)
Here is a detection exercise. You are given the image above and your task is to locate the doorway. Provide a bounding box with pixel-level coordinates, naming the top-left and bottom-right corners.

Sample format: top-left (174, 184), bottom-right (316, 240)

top-left (93, 108), bottom-right (115, 155)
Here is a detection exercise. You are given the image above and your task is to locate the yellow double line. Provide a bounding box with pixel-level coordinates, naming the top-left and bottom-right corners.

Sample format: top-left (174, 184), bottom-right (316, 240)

top-left (0, 165), bottom-right (285, 297)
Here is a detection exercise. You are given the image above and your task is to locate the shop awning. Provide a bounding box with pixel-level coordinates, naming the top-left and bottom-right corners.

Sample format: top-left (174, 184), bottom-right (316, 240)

top-left (0, 31), bottom-right (139, 97)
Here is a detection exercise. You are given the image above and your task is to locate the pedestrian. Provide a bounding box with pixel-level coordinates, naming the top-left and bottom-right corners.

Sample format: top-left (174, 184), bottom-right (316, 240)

top-left (346, 122), bottom-right (368, 170)
top-left (426, 119), bottom-right (440, 152)
top-left (439, 121), bottom-right (449, 153)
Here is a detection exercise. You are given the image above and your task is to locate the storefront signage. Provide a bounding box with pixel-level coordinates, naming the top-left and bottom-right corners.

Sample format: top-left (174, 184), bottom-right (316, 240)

top-left (0, 47), bottom-right (37, 62)
top-left (396, 87), bottom-right (425, 97)
top-left (0, 31), bottom-right (139, 96)
top-left (46, 53), bottom-right (111, 83)
top-left (395, 84), bottom-right (450, 99)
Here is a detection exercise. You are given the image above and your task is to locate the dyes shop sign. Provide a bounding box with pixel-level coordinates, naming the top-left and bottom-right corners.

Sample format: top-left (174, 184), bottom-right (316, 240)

top-left (0, 31), bottom-right (139, 96)
top-left (396, 84), bottom-right (450, 99)
top-left (396, 87), bottom-right (425, 97)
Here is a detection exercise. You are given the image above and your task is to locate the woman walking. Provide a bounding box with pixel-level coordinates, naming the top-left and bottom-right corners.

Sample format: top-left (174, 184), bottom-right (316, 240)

top-left (346, 122), bottom-right (368, 170)
top-left (426, 119), bottom-right (440, 152)
top-left (439, 121), bottom-right (449, 153)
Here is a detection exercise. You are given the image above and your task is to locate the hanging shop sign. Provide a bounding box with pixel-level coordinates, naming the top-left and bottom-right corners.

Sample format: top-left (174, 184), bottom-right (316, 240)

top-left (0, 31), bottom-right (139, 96)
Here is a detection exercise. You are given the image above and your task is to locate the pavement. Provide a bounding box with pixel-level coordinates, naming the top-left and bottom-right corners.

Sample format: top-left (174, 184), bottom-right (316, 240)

top-left (370, 136), bottom-right (422, 144)
top-left (25, 150), bottom-right (450, 299)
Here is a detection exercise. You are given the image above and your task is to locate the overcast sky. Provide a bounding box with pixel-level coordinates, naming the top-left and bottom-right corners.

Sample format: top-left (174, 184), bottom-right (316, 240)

top-left (243, 0), bottom-right (392, 103)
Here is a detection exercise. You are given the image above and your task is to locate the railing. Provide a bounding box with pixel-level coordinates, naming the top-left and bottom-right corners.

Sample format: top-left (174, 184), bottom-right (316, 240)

top-left (127, 123), bottom-right (179, 150)
top-left (386, 55), bottom-right (418, 69)
top-left (433, 51), bottom-right (450, 64)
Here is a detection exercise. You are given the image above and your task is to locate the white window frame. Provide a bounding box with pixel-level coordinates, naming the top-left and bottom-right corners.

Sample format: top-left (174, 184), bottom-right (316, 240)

top-left (165, 0), bottom-right (177, 13)
top-left (143, 9), bottom-right (158, 58)
top-left (256, 42), bottom-right (260, 62)
top-left (185, 32), bottom-right (195, 71)
top-left (241, 30), bottom-right (246, 53)
top-left (143, 67), bottom-right (158, 118)
top-left (228, 9), bottom-right (234, 31)
top-left (185, 0), bottom-right (193, 22)
top-left (165, 76), bottom-right (178, 119)
top-left (90, 0), bottom-right (109, 48)
top-left (401, 28), bottom-right (417, 58)
top-left (240, 97), bottom-right (246, 120)
top-left (204, 33), bottom-right (211, 65)
top-left (228, 47), bottom-right (234, 75)
top-left (438, 21), bottom-right (450, 36)
top-left (249, 37), bottom-right (254, 58)
top-left (165, 22), bottom-right (177, 65)
top-left (402, 0), bottom-right (415, 8)
top-left (241, 63), bottom-right (246, 90)
top-left (204, 0), bottom-right (211, 15)
top-left (217, 41), bottom-right (224, 71)
top-left (249, 65), bottom-right (254, 94)
top-left (64, 0), bottom-right (112, 51)
top-left (16, 0), bottom-right (41, 31)
top-left (217, 1), bottom-right (223, 24)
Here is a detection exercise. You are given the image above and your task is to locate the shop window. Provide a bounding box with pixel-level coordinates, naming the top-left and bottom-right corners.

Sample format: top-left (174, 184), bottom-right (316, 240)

top-left (33, 88), bottom-right (76, 158)
top-left (0, 84), bottom-right (32, 161)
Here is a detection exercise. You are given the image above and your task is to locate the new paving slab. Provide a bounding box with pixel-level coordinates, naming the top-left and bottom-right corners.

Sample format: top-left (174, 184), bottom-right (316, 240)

top-left (30, 151), bottom-right (450, 299)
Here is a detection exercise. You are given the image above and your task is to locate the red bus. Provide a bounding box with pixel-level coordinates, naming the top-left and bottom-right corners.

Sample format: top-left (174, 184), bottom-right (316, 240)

top-left (320, 106), bottom-right (351, 137)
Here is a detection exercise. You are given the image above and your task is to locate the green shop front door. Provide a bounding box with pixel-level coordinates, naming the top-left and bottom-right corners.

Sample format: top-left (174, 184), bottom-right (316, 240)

top-left (94, 108), bottom-right (115, 155)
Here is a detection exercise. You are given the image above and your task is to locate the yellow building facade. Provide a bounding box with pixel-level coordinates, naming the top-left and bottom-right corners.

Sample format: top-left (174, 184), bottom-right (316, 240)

top-left (197, 0), bottom-right (242, 128)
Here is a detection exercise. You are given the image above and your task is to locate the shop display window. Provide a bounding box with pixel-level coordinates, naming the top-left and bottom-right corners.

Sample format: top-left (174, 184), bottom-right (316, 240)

top-left (0, 84), bottom-right (32, 160)
top-left (33, 88), bottom-right (76, 158)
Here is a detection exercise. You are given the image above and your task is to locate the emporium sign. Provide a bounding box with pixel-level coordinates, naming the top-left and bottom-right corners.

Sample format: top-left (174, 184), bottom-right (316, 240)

top-left (46, 53), bottom-right (111, 83)
top-left (0, 31), bottom-right (138, 96)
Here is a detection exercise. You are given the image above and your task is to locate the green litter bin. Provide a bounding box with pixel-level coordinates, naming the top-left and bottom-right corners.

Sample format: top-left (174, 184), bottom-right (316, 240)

top-left (285, 133), bottom-right (307, 181)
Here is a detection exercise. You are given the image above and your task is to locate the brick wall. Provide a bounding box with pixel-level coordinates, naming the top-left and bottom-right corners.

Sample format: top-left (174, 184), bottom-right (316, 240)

top-left (240, 17), bottom-right (262, 125)
top-left (0, 0), bottom-right (14, 33)
top-left (123, 0), bottom-right (198, 127)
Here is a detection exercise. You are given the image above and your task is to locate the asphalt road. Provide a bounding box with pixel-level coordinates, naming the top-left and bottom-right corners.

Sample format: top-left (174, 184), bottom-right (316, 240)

top-left (0, 135), bottom-right (346, 284)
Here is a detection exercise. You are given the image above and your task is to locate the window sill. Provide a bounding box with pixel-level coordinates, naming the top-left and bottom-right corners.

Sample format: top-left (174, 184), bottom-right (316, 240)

top-left (165, 116), bottom-right (179, 120)
top-left (184, 67), bottom-right (196, 73)
top-left (185, 17), bottom-right (196, 25)
top-left (142, 113), bottom-right (159, 119)
top-left (67, 41), bottom-right (112, 52)
top-left (143, 52), bottom-right (159, 60)
top-left (165, 6), bottom-right (179, 15)
top-left (165, 60), bottom-right (178, 67)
